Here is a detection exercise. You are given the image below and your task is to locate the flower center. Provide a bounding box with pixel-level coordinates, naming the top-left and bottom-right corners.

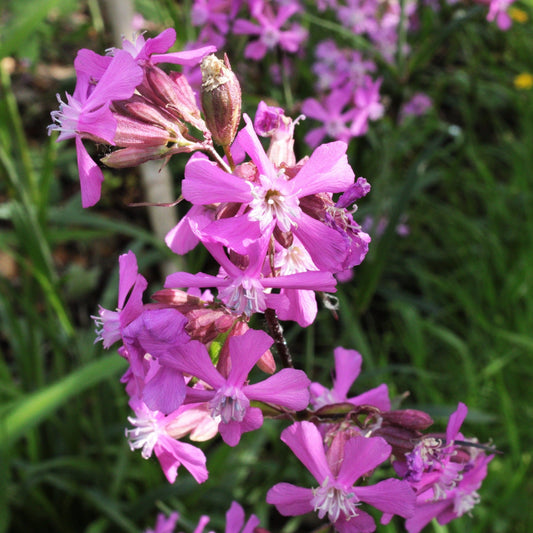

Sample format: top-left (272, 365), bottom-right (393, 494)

top-left (310, 477), bottom-right (360, 523)
top-left (209, 387), bottom-right (249, 424)
top-left (249, 172), bottom-right (301, 232)
top-left (125, 409), bottom-right (164, 459)
top-left (262, 27), bottom-right (280, 49)
top-left (325, 118), bottom-right (346, 139)
top-left (219, 276), bottom-right (266, 317)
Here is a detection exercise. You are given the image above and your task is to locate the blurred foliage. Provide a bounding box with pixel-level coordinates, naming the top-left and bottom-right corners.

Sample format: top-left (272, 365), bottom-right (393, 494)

top-left (1, 0), bottom-right (532, 532)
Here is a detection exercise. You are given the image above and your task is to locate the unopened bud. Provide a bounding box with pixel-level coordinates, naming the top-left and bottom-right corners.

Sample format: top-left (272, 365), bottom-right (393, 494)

top-left (200, 54), bottom-right (242, 147)
top-left (373, 425), bottom-right (421, 456)
top-left (382, 409), bottom-right (434, 431)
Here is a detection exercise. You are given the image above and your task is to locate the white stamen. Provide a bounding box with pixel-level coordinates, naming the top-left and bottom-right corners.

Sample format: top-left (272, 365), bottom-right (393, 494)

top-left (311, 477), bottom-right (360, 523)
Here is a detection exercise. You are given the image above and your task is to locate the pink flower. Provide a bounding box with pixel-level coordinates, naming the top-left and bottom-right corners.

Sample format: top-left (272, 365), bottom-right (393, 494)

top-left (118, 27), bottom-right (216, 66)
top-left (93, 250), bottom-right (147, 349)
top-left (223, 501), bottom-right (261, 533)
top-left (233, 0), bottom-right (307, 60)
top-left (350, 76), bottom-right (384, 137)
top-left (310, 347), bottom-right (390, 411)
top-left (144, 512), bottom-right (179, 533)
top-left (486, 0), bottom-right (513, 30)
top-left (181, 501), bottom-right (261, 533)
top-left (336, 0), bottom-right (379, 35)
top-left (126, 399), bottom-right (208, 484)
top-left (404, 453), bottom-right (493, 533)
top-left (121, 307), bottom-right (190, 414)
top-left (399, 92), bottom-right (432, 122)
top-left (48, 50), bottom-right (143, 207)
top-left (254, 100), bottom-right (299, 167)
top-left (95, 252), bottom-right (190, 414)
top-left (181, 115), bottom-right (355, 273)
top-left (165, 232), bottom-right (336, 320)
top-left (267, 421), bottom-right (415, 531)
top-left (390, 403), bottom-right (495, 532)
top-left (157, 329), bottom-right (311, 446)
top-left (302, 89), bottom-right (356, 148)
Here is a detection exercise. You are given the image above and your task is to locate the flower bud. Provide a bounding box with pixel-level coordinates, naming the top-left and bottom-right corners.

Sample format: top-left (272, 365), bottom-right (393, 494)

top-left (382, 409), bottom-right (434, 431)
top-left (200, 54), bottom-right (242, 147)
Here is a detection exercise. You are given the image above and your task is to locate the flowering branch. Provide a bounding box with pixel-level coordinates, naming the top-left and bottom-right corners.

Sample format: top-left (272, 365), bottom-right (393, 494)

top-left (49, 22), bottom-right (496, 533)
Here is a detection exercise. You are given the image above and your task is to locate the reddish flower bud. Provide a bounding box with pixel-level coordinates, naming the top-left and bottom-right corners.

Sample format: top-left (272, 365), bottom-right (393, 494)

top-left (140, 64), bottom-right (208, 134)
top-left (382, 409), bottom-right (434, 431)
top-left (101, 145), bottom-right (171, 168)
top-left (373, 425), bottom-right (422, 457)
top-left (200, 54), bottom-right (242, 147)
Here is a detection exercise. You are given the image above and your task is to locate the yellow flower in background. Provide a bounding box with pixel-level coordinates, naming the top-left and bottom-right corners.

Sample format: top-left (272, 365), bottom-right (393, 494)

top-left (509, 7), bottom-right (528, 23)
top-left (514, 73), bottom-right (533, 90)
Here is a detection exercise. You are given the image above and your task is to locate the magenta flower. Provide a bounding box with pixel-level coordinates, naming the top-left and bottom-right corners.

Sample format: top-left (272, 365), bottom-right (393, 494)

top-left (121, 308), bottom-right (190, 414)
top-left (486, 0), bottom-right (514, 30)
top-left (323, 177), bottom-right (372, 271)
top-left (93, 250), bottom-right (147, 349)
top-left (267, 421), bottom-right (415, 532)
top-left (126, 399), bottom-right (208, 484)
top-left (385, 402), bottom-right (495, 531)
top-left (312, 40), bottom-right (376, 92)
top-left (95, 252), bottom-right (189, 414)
top-left (181, 115), bottom-right (355, 273)
top-left (233, 0), bottom-right (307, 60)
top-left (144, 512), bottom-right (179, 533)
top-left (165, 231), bottom-right (336, 320)
top-left (271, 237), bottom-right (323, 327)
top-left (254, 100), bottom-right (299, 167)
top-left (404, 453), bottom-right (493, 533)
top-left (302, 89), bottom-right (356, 148)
top-left (350, 76), bottom-right (384, 137)
top-left (310, 346), bottom-right (390, 412)
top-left (48, 50), bottom-right (143, 207)
top-left (118, 27), bottom-right (216, 66)
top-left (181, 501), bottom-right (261, 533)
top-left (158, 329), bottom-right (311, 446)
top-left (223, 501), bottom-right (261, 533)
top-left (402, 403), bottom-right (469, 487)
top-left (399, 92), bottom-right (432, 123)
top-left (336, 0), bottom-right (379, 35)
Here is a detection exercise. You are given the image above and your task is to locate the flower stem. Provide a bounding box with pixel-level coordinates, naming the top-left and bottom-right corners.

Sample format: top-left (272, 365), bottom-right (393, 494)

top-left (203, 145), bottom-right (232, 173)
top-left (264, 308), bottom-right (293, 368)
top-left (223, 144), bottom-right (236, 171)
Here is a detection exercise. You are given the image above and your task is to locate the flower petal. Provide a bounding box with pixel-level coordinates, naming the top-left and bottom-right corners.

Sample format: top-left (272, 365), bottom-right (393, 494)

top-left (245, 368), bottom-right (310, 411)
top-left (266, 483), bottom-right (314, 516)
top-left (183, 156), bottom-right (252, 204)
top-left (218, 406), bottom-right (263, 446)
top-left (154, 434), bottom-right (208, 484)
top-left (355, 478), bottom-right (415, 518)
top-left (281, 421), bottom-right (331, 483)
top-left (226, 329), bottom-right (274, 387)
top-left (290, 141), bottom-right (354, 196)
top-left (333, 347), bottom-right (362, 399)
top-left (337, 436), bottom-right (391, 486)
top-left (293, 213), bottom-right (348, 272)
top-left (76, 136), bottom-right (104, 208)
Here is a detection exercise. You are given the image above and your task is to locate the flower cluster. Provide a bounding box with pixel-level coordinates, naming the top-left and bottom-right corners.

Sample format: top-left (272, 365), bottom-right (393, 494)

top-left (48, 29), bottom-right (215, 207)
top-left (181, 0), bottom-right (517, 149)
top-left (50, 28), bottom-right (494, 533)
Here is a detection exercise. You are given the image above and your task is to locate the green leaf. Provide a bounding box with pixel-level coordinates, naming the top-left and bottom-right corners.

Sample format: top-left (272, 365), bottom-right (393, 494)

top-left (0, 355), bottom-right (128, 450)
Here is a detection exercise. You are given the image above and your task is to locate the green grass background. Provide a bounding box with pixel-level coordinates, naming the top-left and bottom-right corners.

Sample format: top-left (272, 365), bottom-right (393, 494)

top-left (1, 0), bottom-right (532, 531)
